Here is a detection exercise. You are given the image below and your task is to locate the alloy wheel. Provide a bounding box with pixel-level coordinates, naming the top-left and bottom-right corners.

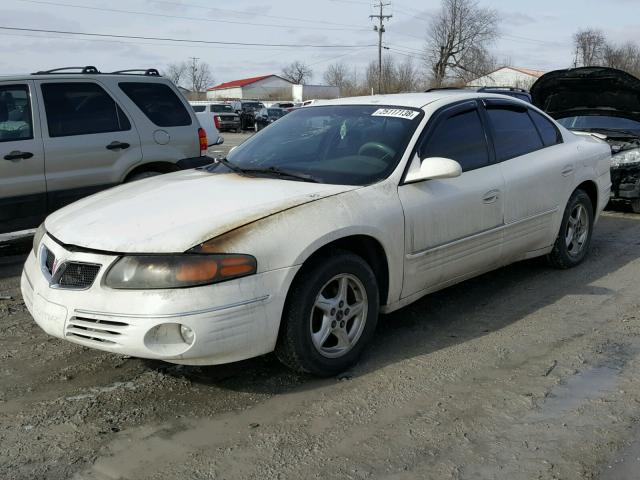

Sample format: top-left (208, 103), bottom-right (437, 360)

top-left (309, 273), bottom-right (368, 358)
top-left (565, 203), bottom-right (589, 256)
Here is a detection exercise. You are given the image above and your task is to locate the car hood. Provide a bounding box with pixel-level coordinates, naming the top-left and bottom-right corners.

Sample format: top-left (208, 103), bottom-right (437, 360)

top-left (45, 169), bottom-right (358, 253)
top-left (531, 67), bottom-right (640, 123)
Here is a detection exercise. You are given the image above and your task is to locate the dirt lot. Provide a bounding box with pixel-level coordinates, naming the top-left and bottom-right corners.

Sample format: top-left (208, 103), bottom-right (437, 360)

top-left (2, 211), bottom-right (640, 480)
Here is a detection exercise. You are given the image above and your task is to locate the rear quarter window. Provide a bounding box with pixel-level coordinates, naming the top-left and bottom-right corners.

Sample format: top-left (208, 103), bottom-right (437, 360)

top-left (529, 109), bottom-right (562, 146)
top-left (119, 82), bottom-right (192, 127)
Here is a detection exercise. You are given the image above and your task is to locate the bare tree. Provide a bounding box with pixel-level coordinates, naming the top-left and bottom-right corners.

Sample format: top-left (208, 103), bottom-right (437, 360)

top-left (187, 58), bottom-right (214, 98)
top-left (573, 29), bottom-right (606, 67)
top-left (453, 45), bottom-right (497, 84)
top-left (425, 0), bottom-right (499, 87)
top-left (165, 61), bottom-right (188, 87)
top-left (603, 42), bottom-right (640, 77)
top-left (281, 61), bottom-right (313, 84)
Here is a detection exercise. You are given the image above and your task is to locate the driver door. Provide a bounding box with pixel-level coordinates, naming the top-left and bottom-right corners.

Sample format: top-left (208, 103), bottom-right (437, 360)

top-left (398, 101), bottom-right (505, 297)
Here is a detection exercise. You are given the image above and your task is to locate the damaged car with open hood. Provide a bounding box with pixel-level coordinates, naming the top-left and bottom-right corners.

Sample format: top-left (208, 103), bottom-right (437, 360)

top-left (532, 66), bottom-right (640, 213)
top-left (22, 92), bottom-right (611, 376)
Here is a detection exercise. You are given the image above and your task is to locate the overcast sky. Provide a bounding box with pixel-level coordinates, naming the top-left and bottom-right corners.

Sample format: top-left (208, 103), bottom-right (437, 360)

top-left (1, 0), bottom-right (638, 86)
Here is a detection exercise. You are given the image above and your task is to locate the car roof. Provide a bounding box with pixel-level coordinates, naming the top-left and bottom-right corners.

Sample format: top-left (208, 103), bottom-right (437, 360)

top-left (313, 91), bottom-right (509, 109)
top-left (0, 73), bottom-right (169, 82)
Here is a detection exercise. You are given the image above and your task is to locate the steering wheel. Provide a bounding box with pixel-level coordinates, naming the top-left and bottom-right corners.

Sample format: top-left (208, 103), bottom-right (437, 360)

top-left (358, 142), bottom-right (396, 161)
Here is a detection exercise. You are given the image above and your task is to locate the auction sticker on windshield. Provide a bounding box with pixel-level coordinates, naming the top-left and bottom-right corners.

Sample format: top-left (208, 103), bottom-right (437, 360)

top-left (371, 108), bottom-right (420, 120)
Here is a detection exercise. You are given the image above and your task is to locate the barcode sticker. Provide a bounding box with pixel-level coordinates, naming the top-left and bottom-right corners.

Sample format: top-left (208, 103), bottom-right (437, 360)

top-left (371, 108), bottom-right (420, 120)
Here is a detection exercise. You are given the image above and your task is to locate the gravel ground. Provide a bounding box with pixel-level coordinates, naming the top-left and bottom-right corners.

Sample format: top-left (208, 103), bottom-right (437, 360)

top-left (2, 210), bottom-right (640, 480)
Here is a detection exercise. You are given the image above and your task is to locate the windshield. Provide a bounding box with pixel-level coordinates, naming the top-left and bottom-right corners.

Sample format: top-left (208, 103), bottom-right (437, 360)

top-left (268, 108), bottom-right (286, 117)
top-left (243, 102), bottom-right (263, 110)
top-left (211, 104), bottom-right (233, 113)
top-left (225, 105), bottom-right (423, 185)
top-left (558, 115), bottom-right (640, 135)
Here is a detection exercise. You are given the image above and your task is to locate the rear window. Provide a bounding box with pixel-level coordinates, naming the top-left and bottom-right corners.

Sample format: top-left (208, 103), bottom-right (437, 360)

top-left (119, 82), bottom-right (191, 127)
top-left (486, 107), bottom-right (544, 161)
top-left (211, 104), bottom-right (233, 113)
top-left (192, 105), bottom-right (206, 112)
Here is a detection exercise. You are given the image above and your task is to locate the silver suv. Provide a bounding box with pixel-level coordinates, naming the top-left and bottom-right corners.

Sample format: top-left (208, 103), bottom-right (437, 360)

top-left (0, 66), bottom-right (212, 234)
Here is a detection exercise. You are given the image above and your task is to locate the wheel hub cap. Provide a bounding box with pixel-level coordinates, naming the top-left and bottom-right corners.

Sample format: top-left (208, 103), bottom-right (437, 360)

top-left (310, 273), bottom-right (368, 358)
top-left (565, 203), bottom-right (589, 257)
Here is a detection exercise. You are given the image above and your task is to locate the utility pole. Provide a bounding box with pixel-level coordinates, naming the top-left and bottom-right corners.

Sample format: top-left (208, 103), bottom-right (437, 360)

top-left (370, 2), bottom-right (392, 95)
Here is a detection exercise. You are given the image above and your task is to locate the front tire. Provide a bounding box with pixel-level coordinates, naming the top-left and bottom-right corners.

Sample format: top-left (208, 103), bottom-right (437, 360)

top-left (276, 250), bottom-right (379, 377)
top-left (126, 171), bottom-right (162, 182)
top-left (632, 199), bottom-right (640, 214)
top-left (547, 189), bottom-right (594, 269)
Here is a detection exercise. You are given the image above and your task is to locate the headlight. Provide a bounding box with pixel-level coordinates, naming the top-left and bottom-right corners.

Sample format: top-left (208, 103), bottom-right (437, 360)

top-left (611, 148), bottom-right (640, 167)
top-left (32, 223), bottom-right (46, 254)
top-left (104, 254), bottom-right (257, 289)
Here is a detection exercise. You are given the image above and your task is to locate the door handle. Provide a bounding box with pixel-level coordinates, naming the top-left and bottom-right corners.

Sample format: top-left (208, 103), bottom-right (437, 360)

top-left (105, 141), bottom-right (130, 151)
top-left (3, 150), bottom-right (33, 161)
top-left (483, 189), bottom-right (500, 204)
top-left (561, 165), bottom-right (574, 177)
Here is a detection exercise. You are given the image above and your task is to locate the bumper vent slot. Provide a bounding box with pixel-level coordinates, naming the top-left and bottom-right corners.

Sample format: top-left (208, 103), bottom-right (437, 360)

top-left (65, 316), bottom-right (129, 346)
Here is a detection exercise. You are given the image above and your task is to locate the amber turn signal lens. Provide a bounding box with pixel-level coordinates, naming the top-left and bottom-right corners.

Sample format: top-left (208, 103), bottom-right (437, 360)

top-left (176, 259), bottom-right (218, 282)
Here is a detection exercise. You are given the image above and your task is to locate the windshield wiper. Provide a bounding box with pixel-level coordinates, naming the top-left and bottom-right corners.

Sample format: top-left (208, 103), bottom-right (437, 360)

top-left (209, 158), bottom-right (319, 183)
top-left (214, 157), bottom-right (244, 174)
top-left (574, 127), bottom-right (640, 138)
top-left (239, 166), bottom-right (320, 183)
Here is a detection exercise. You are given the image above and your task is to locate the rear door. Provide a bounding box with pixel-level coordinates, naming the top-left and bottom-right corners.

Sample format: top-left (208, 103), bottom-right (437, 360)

top-left (35, 79), bottom-right (143, 212)
top-left (0, 81), bottom-right (46, 233)
top-left (482, 99), bottom-right (571, 259)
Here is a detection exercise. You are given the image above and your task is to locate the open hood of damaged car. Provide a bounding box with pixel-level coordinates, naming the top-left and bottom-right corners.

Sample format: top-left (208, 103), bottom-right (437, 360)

top-left (44, 169), bottom-right (358, 253)
top-left (531, 67), bottom-right (640, 123)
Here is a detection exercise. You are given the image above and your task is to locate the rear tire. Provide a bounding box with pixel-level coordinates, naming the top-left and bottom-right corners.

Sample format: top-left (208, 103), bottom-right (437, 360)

top-left (276, 250), bottom-right (379, 377)
top-left (547, 189), bottom-right (594, 269)
top-left (126, 171), bottom-right (162, 182)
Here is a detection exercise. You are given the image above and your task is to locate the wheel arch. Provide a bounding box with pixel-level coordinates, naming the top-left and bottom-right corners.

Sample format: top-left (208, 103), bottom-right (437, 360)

top-left (575, 179), bottom-right (598, 211)
top-left (123, 161), bottom-right (179, 182)
top-left (291, 234), bottom-right (391, 307)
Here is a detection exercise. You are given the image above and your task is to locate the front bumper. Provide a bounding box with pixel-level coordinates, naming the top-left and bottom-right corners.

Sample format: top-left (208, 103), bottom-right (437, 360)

top-left (611, 166), bottom-right (640, 201)
top-left (21, 235), bottom-right (299, 365)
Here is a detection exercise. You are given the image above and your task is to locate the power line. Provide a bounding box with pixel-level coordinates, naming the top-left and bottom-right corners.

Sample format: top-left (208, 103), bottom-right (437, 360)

top-left (147, 0), bottom-right (368, 30)
top-left (15, 0), bottom-right (372, 33)
top-left (370, 2), bottom-right (392, 94)
top-left (0, 26), bottom-right (376, 48)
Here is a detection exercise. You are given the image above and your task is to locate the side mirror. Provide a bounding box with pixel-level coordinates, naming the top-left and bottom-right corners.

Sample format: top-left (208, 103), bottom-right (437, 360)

top-left (405, 156), bottom-right (462, 183)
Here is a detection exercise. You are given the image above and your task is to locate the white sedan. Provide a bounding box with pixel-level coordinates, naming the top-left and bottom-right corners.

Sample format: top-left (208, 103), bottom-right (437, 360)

top-left (21, 92), bottom-right (611, 376)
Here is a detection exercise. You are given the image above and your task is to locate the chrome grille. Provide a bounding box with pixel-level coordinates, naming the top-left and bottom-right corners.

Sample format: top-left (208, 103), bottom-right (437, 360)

top-left (43, 246), bottom-right (55, 275)
top-left (58, 263), bottom-right (101, 289)
top-left (66, 316), bottom-right (128, 345)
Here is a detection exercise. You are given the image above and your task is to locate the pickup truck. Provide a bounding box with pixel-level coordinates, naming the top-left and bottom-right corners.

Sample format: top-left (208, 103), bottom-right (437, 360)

top-left (190, 105), bottom-right (224, 147)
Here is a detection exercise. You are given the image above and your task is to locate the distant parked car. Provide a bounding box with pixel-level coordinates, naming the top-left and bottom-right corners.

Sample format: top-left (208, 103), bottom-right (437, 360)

top-left (532, 67), bottom-right (640, 213)
top-left (229, 100), bottom-right (265, 130)
top-left (254, 107), bottom-right (287, 131)
top-left (0, 66), bottom-right (212, 234)
top-left (190, 101), bottom-right (240, 133)
top-left (426, 86), bottom-right (532, 103)
top-left (23, 91), bottom-right (610, 376)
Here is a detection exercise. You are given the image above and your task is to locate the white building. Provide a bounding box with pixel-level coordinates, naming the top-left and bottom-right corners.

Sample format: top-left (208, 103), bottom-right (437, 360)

top-left (206, 75), bottom-right (293, 100)
top-left (207, 75), bottom-right (341, 101)
top-left (467, 66), bottom-right (546, 89)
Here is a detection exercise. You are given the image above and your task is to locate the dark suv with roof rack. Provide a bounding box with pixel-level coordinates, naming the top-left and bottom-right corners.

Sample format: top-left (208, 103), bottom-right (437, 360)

top-left (426, 86), bottom-right (532, 103)
top-left (0, 66), bottom-right (212, 234)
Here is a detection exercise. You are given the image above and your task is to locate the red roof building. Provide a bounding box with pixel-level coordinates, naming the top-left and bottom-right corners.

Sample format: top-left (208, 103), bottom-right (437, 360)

top-left (207, 74), bottom-right (293, 100)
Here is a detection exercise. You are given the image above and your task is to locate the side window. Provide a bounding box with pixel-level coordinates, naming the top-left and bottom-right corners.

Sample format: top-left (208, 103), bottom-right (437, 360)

top-left (41, 82), bottom-right (131, 138)
top-left (119, 82), bottom-right (192, 127)
top-left (486, 107), bottom-right (544, 161)
top-left (529, 109), bottom-right (562, 147)
top-left (422, 109), bottom-right (490, 172)
top-left (0, 84), bottom-right (33, 142)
